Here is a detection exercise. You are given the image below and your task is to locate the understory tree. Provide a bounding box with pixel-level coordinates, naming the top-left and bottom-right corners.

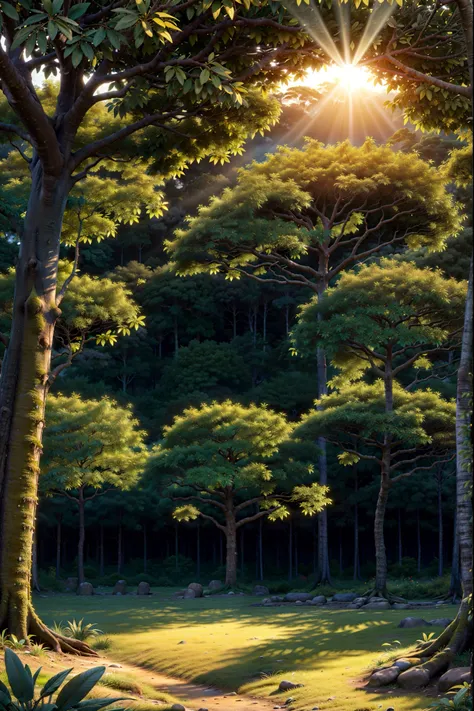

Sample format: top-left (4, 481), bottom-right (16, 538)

top-left (147, 400), bottom-right (329, 586)
top-left (293, 259), bottom-right (465, 599)
top-left (167, 138), bottom-right (461, 583)
top-left (41, 394), bottom-right (147, 586)
top-left (0, 0), bottom-right (330, 647)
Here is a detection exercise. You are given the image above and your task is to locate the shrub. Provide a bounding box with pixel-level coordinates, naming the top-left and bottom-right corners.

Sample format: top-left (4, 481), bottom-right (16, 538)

top-left (268, 581), bottom-right (292, 594)
top-left (63, 619), bottom-right (103, 641)
top-left (28, 643), bottom-right (48, 658)
top-left (0, 648), bottom-right (128, 711)
top-left (388, 576), bottom-right (450, 599)
top-left (83, 565), bottom-right (99, 580)
top-left (92, 637), bottom-right (112, 651)
top-left (389, 557), bottom-right (418, 578)
top-left (155, 576), bottom-right (173, 587)
top-left (161, 555), bottom-right (195, 583)
top-left (38, 568), bottom-right (64, 592)
top-left (429, 683), bottom-right (472, 711)
top-left (125, 574), bottom-right (159, 586)
top-left (97, 574), bottom-right (123, 587)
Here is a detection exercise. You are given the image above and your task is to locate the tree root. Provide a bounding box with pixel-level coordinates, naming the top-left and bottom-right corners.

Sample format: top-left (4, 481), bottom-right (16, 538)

top-left (369, 597), bottom-right (472, 689)
top-left (362, 588), bottom-right (406, 603)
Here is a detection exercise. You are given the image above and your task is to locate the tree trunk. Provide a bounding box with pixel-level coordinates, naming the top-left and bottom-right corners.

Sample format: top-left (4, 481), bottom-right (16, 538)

top-left (437, 475), bottom-right (443, 577)
top-left (398, 508), bottom-right (402, 565)
top-left (117, 520), bottom-right (123, 575)
top-left (174, 523), bottom-right (179, 571)
top-left (288, 518), bottom-right (293, 581)
top-left (78, 491), bottom-right (86, 584)
top-left (353, 470), bottom-right (360, 581)
top-left (262, 301), bottom-right (268, 352)
top-left (417, 509), bottom-right (422, 574)
top-left (56, 516), bottom-right (62, 579)
top-left (240, 528), bottom-right (244, 576)
top-left (196, 522), bottom-right (200, 579)
top-left (32, 527), bottom-right (40, 593)
top-left (449, 511), bottom-right (461, 599)
top-left (339, 535), bottom-right (343, 576)
top-left (219, 532), bottom-right (223, 566)
top-left (258, 517), bottom-right (263, 581)
top-left (100, 525), bottom-right (104, 577)
top-left (373, 467), bottom-right (390, 596)
top-left (225, 513), bottom-right (237, 587)
top-left (294, 528), bottom-right (298, 578)
top-left (143, 523), bottom-right (148, 574)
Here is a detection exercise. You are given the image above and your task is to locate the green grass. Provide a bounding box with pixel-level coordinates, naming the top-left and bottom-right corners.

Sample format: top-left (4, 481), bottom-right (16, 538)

top-left (33, 589), bottom-right (457, 711)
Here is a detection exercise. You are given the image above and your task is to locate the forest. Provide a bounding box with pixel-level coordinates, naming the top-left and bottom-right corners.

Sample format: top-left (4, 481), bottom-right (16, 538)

top-left (0, 0), bottom-right (472, 710)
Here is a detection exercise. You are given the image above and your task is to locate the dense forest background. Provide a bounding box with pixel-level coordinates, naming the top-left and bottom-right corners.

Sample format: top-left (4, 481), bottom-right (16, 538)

top-left (1, 88), bottom-right (470, 592)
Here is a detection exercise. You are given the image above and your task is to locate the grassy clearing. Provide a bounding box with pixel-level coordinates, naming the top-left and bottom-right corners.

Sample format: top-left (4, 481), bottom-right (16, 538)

top-left (30, 589), bottom-right (458, 711)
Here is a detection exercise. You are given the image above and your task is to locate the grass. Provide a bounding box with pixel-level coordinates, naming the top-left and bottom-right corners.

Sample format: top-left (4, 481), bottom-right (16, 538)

top-left (29, 588), bottom-right (459, 711)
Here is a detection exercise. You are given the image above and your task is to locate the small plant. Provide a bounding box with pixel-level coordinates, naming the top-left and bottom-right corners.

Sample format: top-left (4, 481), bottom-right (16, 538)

top-left (100, 674), bottom-right (142, 696)
top-left (4, 634), bottom-right (34, 650)
top-left (416, 632), bottom-right (436, 644)
top-left (0, 631), bottom-right (9, 649)
top-left (28, 643), bottom-right (48, 658)
top-left (52, 621), bottom-right (67, 636)
top-left (381, 639), bottom-right (401, 650)
top-left (92, 637), bottom-right (112, 651)
top-left (429, 683), bottom-right (472, 710)
top-left (0, 648), bottom-right (129, 711)
top-left (64, 619), bottom-right (103, 641)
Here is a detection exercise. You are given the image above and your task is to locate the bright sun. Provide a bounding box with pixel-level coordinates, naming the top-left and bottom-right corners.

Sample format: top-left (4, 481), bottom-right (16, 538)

top-left (294, 64), bottom-right (383, 94)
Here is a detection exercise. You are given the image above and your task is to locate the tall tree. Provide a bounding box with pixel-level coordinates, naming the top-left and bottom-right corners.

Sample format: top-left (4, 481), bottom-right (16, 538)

top-left (147, 400), bottom-right (329, 586)
top-left (293, 259), bottom-right (465, 597)
top-left (0, 0), bottom-right (324, 645)
top-left (41, 394), bottom-right (147, 585)
top-left (167, 138), bottom-right (461, 583)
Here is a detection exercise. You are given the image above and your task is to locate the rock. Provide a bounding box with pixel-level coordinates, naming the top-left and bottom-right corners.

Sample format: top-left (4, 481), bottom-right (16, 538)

top-left (393, 659), bottom-right (412, 671)
top-left (429, 618), bottom-right (452, 627)
top-left (363, 600), bottom-right (391, 610)
top-left (77, 582), bottom-right (94, 595)
top-left (228, 591), bottom-right (235, 595)
top-left (392, 603), bottom-right (411, 609)
top-left (198, 708), bottom-right (209, 711)
top-left (178, 640), bottom-right (186, 644)
top-left (311, 596), bottom-right (326, 604)
top-left (284, 699), bottom-right (295, 706)
top-left (113, 580), bottom-right (127, 595)
top-left (279, 681), bottom-right (304, 692)
top-left (253, 585), bottom-right (270, 596)
top-left (284, 593), bottom-right (312, 602)
top-left (271, 596), bottom-right (284, 602)
top-left (187, 583), bottom-right (203, 598)
top-left (332, 592), bottom-right (358, 602)
top-left (398, 617), bottom-right (430, 628)
top-left (397, 667), bottom-right (430, 689)
top-left (171, 705), bottom-right (185, 711)
top-left (65, 577), bottom-right (78, 592)
top-left (367, 667), bottom-right (400, 687)
top-left (295, 600), bottom-right (304, 606)
top-left (208, 580), bottom-right (223, 591)
top-left (438, 667), bottom-right (471, 692)
top-left (173, 590), bottom-right (187, 598)
top-left (386, 707), bottom-right (395, 711)
top-left (353, 597), bottom-right (368, 606)
top-left (137, 581), bottom-right (151, 595)
top-left (108, 663), bottom-right (122, 668)
top-left (183, 589), bottom-right (196, 599)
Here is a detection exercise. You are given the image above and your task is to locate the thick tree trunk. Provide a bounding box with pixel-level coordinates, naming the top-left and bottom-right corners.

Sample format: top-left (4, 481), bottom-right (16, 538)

top-left (373, 467), bottom-right (390, 596)
top-left (0, 166), bottom-right (95, 655)
top-left (449, 511), bottom-right (461, 599)
top-left (78, 491), bottom-right (86, 585)
top-left (225, 513), bottom-right (237, 587)
top-left (294, 528), bottom-right (298, 578)
top-left (32, 528), bottom-right (40, 593)
top-left (56, 516), bottom-right (62, 579)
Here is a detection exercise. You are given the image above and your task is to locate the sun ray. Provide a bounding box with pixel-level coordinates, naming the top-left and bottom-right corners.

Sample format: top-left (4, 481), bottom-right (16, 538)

top-left (278, 83), bottom-right (342, 145)
top-left (283, 0), bottom-right (344, 66)
top-left (352, 1), bottom-right (397, 65)
top-left (334, 0), bottom-right (352, 65)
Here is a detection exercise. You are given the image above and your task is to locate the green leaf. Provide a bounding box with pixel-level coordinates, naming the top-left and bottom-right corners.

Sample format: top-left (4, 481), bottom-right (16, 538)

top-left (56, 667), bottom-right (106, 711)
top-left (42, 0), bottom-right (53, 12)
top-left (48, 18), bottom-right (58, 38)
top-left (81, 41), bottom-right (94, 59)
top-left (25, 31), bottom-right (37, 54)
top-left (10, 26), bottom-right (34, 50)
top-left (92, 26), bottom-right (106, 45)
top-left (40, 663), bottom-right (73, 693)
top-left (51, 0), bottom-right (63, 13)
top-left (71, 46), bottom-right (83, 66)
top-left (5, 649), bottom-right (34, 703)
top-left (200, 68), bottom-right (210, 84)
top-left (37, 29), bottom-right (48, 52)
top-left (106, 28), bottom-right (122, 48)
top-left (0, 681), bottom-right (11, 703)
top-left (76, 697), bottom-right (130, 710)
top-left (0, 2), bottom-right (19, 20)
top-left (68, 2), bottom-right (90, 18)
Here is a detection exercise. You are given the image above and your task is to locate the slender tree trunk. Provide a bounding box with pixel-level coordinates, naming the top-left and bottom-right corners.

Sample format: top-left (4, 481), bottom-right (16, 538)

top-left (288, 518), bottom-right (293, 581)
top-left (174, 523), bottom-right (179, 571)
top-left (78, 490), bottom-right (86, 585)
top-left (374, 462), bottom-right (390, 596)
top-left (99, 525), bottom-right (104, 577)
top-left (262, 301), bottom-right (268, 352)
top-left (56, 516), bottom-right (62, 579)
top-left (398, 509), bottom-right (402, 565)
top-left (437, 475), bottom-right (443, 577)
top-left (450, 511), bottom-right (461, 599)
top-left (285, 304), bottom-right (289, 337)
top-left (143, 523), bottom-right (148, 574)
top-left (294, 528), bottom-right (298, 578)
top-left (117, 520), bottom-right (123, 575)
top-left (339, 534), bottom-right (343, 576)
top-left (258, 517), bottom-right (264, 581)
top-left (219, 532), bottom-right (223, 566)
top-left (240, 528), bottom-right (244, 576)
top-left (196, 522), bottom-right (200, 579)
top-left (417, 509), bottom-right (422, 574)
top-left (353, 470), bottom-right (360, 581)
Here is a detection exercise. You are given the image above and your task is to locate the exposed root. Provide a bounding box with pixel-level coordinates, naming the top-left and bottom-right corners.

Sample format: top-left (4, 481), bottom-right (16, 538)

top-left (362, 588), bottom-right (406, 603)
top-left (29, 610), bottom-right (98, 656)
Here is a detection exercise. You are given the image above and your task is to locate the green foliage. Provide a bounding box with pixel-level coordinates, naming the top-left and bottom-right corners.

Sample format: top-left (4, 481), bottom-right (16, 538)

top-left (167, 139), bottom-right (462, 281)
top-left (429, 684), bottom-right (472, 711)
top-left (62, 620), bottom-right (103, 641)
top-left (91, 638), bottom-right (112, 652)
top-left (0, 648), bottom-right (126, 711)
top-left (41, 394), bottom-right (147, 495)
top-left (99, 675), bottom-right (142, 697)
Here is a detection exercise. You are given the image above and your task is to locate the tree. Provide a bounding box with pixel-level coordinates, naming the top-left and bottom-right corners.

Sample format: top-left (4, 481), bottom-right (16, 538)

top-left (0, 0), bottom-right (326, 645)
top-left (295, 382), bottom-right (456, 597)
top-left (0, 262), bottom-right (142, 651)
top-left (147, 400), bottom-right (329, 586)
top-left (167, 138), bottom-right (462, 583)
top-left (292, 260), bottom-right (465, 598)
top-left (41, 394), bottom-right (147, 585)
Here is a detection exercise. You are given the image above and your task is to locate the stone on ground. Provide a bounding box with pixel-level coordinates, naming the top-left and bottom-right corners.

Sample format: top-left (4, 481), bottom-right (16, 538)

top-left (113, 580), bottom-right (127, 595)
top-left (393, 659), bottom-right (412, 671)
top-left (171, 704), bottom-right (185, 711)
top-left (311, 596), bottom-right (326, 604)
top-left (363, 600), bottom-right (391, 610)
top-left (279, 680), bottom-right (304, 691)
top-left (392, 603), bottom-right (410, 609)
top-left (253, 585), bottom-right (270, 595)
top-left (397, 667), bottom-right (430, 689)
top-left (208, 580), bottom-right (223, 590)
top-left (137, 581), bottom-right (151, 595)
top-left (397, 617), bottom-right (430, 628)
top-left (284, 592), bottom-right (312, 602)
top-left (429, 618), bottom-right (452, 627)
top-left (332, 592), bottom-right (358, 602)
top-left (367, 667), bottom-right (400, 686)
top-left (77, 582), bottom-right (94, 595)
top-left (183, 589), bottom-right (196, 599)
top-left (65, 577), bottom-right (78, 592)
top-left (438, 667), bottom-right (471, 692)
top-left (187, 582), bottom-right (203, 597)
